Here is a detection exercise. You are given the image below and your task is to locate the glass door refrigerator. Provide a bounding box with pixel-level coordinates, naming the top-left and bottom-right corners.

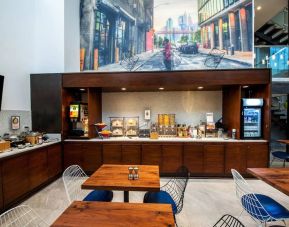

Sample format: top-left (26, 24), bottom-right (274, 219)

top-left (241, 99), bottom-right (264, 139)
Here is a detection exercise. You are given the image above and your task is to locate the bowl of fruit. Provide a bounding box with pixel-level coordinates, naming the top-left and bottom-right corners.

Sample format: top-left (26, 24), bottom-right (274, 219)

top-left (99, 130), bottom-right (112, 138)
top-left (94, 123), bottom-right (107, 131)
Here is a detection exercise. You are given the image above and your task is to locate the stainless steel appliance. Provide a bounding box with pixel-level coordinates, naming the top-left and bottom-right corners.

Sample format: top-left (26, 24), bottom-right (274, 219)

top-left (241, 98), bottom-right (264, 139)
top-left (69, 103), bottom-right (88, 137)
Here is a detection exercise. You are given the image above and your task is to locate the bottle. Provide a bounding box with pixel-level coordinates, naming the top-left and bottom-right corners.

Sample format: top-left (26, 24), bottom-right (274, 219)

top-left (232, 129), bottom-right (236, 139)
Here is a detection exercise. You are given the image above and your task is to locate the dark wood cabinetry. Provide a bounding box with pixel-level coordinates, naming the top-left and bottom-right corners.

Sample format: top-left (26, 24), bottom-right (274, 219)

top-left (141, 145), bottom-right (162, 166)
top-left (247, 143), bottom-right (269, 168)
top-left (103, 144), bottom-right (122, 164)
top-left (161, 144), bottom-right (183, 173)
top-left (63, 143), bottom-right (83, 168)
top-left (204, 145), bottom-right (225, 174)
top-left (47, 144), bottom-right (62, 179)
top-left (29, 148), bottom-right (48, 190)
top-left (82, 143), bottom-right (102, 172)
top-left (2, 154), bottom-right (29, 207)
top-left (225, 144), bottom-right (247, 174)
top-left (183, 144), bottom-right (204, 174)
top-left (122, 145), bottom-right (141, 165)
top-left (0, 143), bottom-right (62, 211)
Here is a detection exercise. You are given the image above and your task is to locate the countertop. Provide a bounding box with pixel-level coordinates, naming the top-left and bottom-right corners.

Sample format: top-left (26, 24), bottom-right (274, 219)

top-left (0, 140), bottom-right (61, 160)
top-left (65, 137), bottom-right (268, 143)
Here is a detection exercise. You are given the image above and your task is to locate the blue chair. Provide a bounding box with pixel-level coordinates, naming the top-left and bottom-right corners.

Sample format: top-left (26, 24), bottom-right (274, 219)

top-left (231, 169), bottom-right (289, 226)
top-left (63, 165), bottom-right (113, 203)
top-left (143, 166), bottom-right (189, 223)
top-left (271, 151), bottom-right (289, 167)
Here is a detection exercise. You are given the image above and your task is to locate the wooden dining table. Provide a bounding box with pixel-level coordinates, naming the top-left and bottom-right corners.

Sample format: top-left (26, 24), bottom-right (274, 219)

top-left (51, 201), bottom-right (175, 227)
top-left (82, 164), bottom-right (160, 202)
top-left (247, 168), bottom-right (289, 196)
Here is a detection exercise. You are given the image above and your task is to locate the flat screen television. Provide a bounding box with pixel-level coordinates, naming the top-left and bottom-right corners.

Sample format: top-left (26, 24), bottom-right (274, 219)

top-left (0, 76), bottom-right (4, 110)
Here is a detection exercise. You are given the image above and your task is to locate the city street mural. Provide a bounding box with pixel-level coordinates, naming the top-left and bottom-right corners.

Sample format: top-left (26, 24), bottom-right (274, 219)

top-left (80, 0), bottom-right (253, 72)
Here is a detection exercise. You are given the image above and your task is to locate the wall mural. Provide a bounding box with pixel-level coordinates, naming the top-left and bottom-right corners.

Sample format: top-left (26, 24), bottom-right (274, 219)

top-left (80, 0), bottom-right (253, 72)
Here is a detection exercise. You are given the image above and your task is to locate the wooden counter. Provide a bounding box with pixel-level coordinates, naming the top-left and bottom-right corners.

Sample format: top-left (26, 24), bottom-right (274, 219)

top-left (63, 139), bottom-right (269, 177)
top-left (0, 142), bottom-right (62, 213)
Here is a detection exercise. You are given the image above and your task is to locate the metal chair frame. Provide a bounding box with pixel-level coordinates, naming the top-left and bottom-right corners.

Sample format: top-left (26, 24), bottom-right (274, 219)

top-left (62, 165), bottom-right (92, 203)
top-left (0, 205), bottom-right (48, 227)
top-left (213, 214), bottom-right (245, 227)
top-left (161, 166), bottom-right (190, 215)
top-left (231, 169), bottom-right (287, 227)
top-left (271, 151), bottom-right (289, 167)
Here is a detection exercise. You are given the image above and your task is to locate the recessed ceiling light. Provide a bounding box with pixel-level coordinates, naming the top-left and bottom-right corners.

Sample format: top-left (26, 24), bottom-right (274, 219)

top-left (80, 88), bottom-right (85, 91)
top-left (159, 87), bottom-right (164, 90)
top-left (243, 85), bottom-right (249, 88)
top-left (121, 88), bottom-right (126, 91)
top-left (197, 86), bottom-right (204, 90)
top-left (256, 6), bottom-right (262, 10)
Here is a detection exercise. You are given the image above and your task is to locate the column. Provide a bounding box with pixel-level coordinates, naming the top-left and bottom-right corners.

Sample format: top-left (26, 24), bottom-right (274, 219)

top-left (239, 8), bottom-right (249, 51)
top-left (218, 18), bottom-right (223, 50)
top-left (210, 23), bottom-right (215, 49)
top-left (80, 0), bottom-right (97, 70)
top-left (228, 12), bottom-right (237, 49)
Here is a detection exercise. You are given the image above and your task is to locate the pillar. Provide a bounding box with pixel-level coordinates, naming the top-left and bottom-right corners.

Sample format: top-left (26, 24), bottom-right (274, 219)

top-left (210, 23), bottom-right (215, 49)
top-left (218, 18), bottom-right (223, 50)
top-left (239, 8), bottom-right (249, 51)
top-left (228, 12), bottom-right (237, 49)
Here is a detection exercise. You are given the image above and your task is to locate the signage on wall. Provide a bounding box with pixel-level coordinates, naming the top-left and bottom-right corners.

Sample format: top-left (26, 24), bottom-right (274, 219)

top-left (11, 116), bottom-right (20, 130)
top-left (80, 0), bottom-right (253, 72)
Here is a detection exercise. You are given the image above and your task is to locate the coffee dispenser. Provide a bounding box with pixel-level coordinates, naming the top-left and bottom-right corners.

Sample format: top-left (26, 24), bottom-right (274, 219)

top-left (69, 103), bottom-right (88, 137)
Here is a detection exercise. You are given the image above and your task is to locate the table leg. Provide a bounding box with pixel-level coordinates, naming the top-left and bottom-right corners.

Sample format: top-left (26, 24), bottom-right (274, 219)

top-left (124, 191), bottom-right (129, 202)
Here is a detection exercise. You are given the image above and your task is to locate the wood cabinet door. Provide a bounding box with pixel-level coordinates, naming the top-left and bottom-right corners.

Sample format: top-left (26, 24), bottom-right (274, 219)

top-left (183, 144), bottom-right (204, 174)
top-left (247, 143), bottom-right (269, 168)
top-left (102, 144), bottom-right (122, 164)
top-left (204, 145), bottom-right (225, 174)
top-left (122, 145), bottom-right (141, 165)
top-left (141, 144), bottom-right (162, 168)
top-left (47, 144), bottom-right (62, 179)
top-left (63, 143), bottom-right (83, 169)
top-left (82, 143), bottom-right (102, 172)
top-left (161, 145), bottom-right (183, 174)
top-left (225, 144), bottom-right (247, 174)
top-left (29, 148), bottom-right (48, 190)
top-left (0, 163), bottom-right (3, 211)
top-left (2, 155), bottom-right (29, 207)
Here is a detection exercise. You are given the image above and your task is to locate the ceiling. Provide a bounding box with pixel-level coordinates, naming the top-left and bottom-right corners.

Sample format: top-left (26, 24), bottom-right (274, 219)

top-left (254, 0), bottom-right (288, 31)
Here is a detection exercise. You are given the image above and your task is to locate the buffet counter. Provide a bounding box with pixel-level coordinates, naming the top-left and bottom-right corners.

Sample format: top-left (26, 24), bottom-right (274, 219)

top-left (65, 137), bottom-right (268, 143)
top-left (0, 140), bottom-right (60, 160)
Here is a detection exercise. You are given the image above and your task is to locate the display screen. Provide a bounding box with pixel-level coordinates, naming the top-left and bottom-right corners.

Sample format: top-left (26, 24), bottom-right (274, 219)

top-left (70, 104), bottom-right (79, 118)
top-left (243, 108), bottom-right (261, 138)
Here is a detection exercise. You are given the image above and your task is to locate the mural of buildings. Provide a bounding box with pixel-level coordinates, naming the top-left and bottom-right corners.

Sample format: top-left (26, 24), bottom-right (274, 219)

top-left (198, 0), bottom-right (253, 52)
top-left (80, 0), bottom-right (154, 70)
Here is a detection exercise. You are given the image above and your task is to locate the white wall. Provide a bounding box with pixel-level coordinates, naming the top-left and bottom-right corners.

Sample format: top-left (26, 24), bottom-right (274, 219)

top-left (64, 0), bottom-right (80, 72)
top-left (102, 91), bottom-right (223, 127)
top-left (0, 0), bottom-right (65, 112)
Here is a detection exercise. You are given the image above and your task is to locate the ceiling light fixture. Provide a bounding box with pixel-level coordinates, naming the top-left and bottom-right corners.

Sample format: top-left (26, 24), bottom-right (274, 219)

top-left (243, 85), bottom-right (249, 89)
top-left (256, 6), bottom-right (262, 10)
top-left (197, 86), bottom-right (204, 90)
top-left (121, 88), bottom-right (126, 91)
top-left (159, 87), bottom-right (164, 90)
top-left (80, 88), bottom-right (86, 91)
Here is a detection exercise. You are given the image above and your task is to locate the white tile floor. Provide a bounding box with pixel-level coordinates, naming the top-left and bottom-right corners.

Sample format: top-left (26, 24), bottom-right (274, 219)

top-left (21, 175), bottom-right (289, 227)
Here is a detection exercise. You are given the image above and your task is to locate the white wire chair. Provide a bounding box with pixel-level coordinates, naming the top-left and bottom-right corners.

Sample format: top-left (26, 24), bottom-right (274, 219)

top-left (0, 205), bottom-right (48, 227)
top-left (62, 165), bottom-right (93, 203)
top-left (231, 169), bottom-right (289, 227)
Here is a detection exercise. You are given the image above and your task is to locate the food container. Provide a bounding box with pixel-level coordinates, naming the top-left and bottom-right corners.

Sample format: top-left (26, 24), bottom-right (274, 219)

top-left (99, 130), bottom-right (112, 138)
top-left (26, 132), bottom-right (40, 145)
top-left (150, 132), bottom-right (159, 139)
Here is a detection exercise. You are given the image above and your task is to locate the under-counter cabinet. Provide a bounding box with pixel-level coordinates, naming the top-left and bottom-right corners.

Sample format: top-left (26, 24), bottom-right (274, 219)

top-left (0, 163), bottom-right (3, 210)
top-left (141, 144), bottom-right (162, 167)
top-left (161, 144), bottom-right (183, 174)
top-left (204, 145), bottom-right (225, 175)
top-left (183, 144), bottom-right (204, 175)
top-left (122, 145), bottom-right (141, 165)
top-left (102, 144), bottom-right (122, 164)
top-left (225, 144), bottom-right (247, 174)
top-left (246, 143), bottom-right (269, 168)
top-left (82, 143), bottom-right (102, 172)
top-left (48, 144), bottom-right (62, 179)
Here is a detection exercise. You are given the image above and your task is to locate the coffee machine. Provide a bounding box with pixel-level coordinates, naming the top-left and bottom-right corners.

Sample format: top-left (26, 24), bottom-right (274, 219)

top-left (69, 103), bottom-right (88, 137)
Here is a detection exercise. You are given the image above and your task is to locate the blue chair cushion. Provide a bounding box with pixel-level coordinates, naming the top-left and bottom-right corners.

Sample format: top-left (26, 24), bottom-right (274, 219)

top-left (272, 151), bottom-right (289, 160)
top-left (83, 190), bottom-right (113, 202)
top-left (241, 193), bottom-right (289, 221)
top-left (143, 191), bottom-right (177, 214)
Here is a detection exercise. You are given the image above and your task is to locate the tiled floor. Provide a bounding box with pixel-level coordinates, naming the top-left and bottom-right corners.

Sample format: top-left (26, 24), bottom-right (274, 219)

top-left (21, 174), bottom-right (289, 227)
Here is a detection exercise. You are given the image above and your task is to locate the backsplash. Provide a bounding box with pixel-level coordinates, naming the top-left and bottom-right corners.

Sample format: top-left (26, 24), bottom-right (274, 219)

top-left (0, 110), bottom-right (31, 136)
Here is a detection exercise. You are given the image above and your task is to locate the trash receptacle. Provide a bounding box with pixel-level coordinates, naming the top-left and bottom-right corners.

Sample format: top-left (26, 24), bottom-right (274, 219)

top-left (230, 45), bottom-right (234, 55)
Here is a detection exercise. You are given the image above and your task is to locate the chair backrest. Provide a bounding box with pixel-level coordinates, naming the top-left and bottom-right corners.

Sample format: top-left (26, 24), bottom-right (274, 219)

top-left (0, 205), bottom-right (48, 227)
top-left (213, 214), bottom-right (245, 227)
top-left (231, 169), bottom-right (273, 223)
top-left (163, 166), bottom-right (190, 214)
top-left (62, 165), bottom-right (89, 203)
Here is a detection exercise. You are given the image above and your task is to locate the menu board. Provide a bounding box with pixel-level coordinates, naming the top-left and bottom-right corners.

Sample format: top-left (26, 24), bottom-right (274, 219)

top-left (70, 105), bottom-right (79, 118)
